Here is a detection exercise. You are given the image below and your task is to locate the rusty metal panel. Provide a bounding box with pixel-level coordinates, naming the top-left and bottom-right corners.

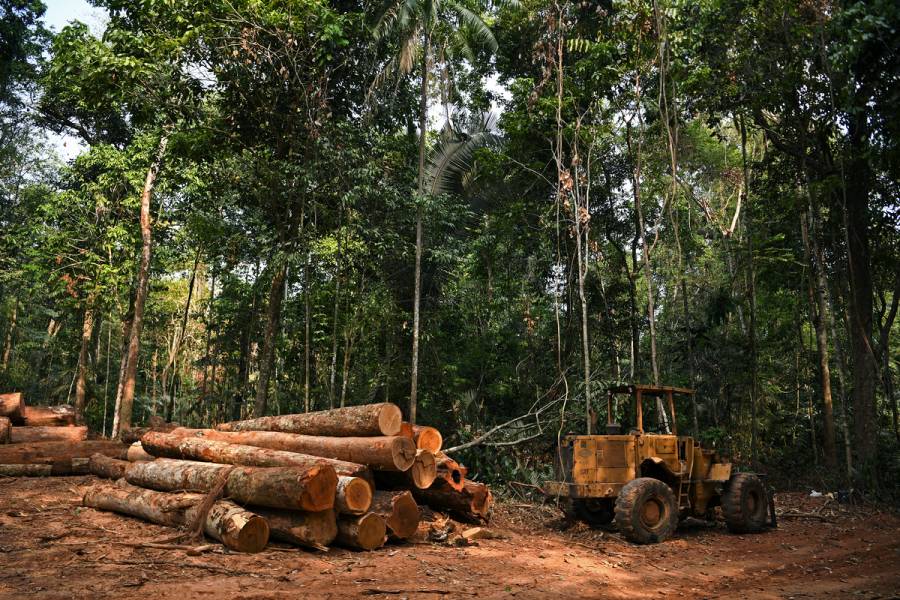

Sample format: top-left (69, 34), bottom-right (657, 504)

top-left (707, 463), bottom-right (732, 482)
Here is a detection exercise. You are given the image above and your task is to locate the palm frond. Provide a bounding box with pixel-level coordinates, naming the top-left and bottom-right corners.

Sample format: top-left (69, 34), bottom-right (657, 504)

top-left (425, 112), bottom-right (499, 197)
top-left (446, 1), bottom-right (498, 53)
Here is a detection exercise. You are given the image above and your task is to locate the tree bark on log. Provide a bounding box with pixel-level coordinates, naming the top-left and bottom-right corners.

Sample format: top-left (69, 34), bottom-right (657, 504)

top-left (83, 481), bottom-right (269, 553)
top-left (374, 449), bottom-right (436, 490)
top-left (335, 513), bottom-right (386, 551)
top-left (217, 402), bottom-right (402, 437)
top-left (158, 428), bottom-right (415, 471)
top-left (412, 479), bottom-right (492, 523)
top-left (140, 431), bottom-right (373, 480)
top-left (254, 508), bottom-right (337, 549)
top-left (0, 417), bottom-right (10, 444)
top-left (89, 453), bottom-right (131, 479)
top-left (122, 423), bottom-right (180, 444)
top-left (0, 440), bottom-right (128, 464)
top-left (126, 458), bottom-right (336, 512)
top-left (127, 442), bottom-right (155, 462)
top-left (434, 452), bottom-right (464, 492)
top-left (21, 405), bottom-right (76, 427)
top-left (0, 458), bottom-right (90, 476)
top-left (0, 393), bottom-right (24, 421)
top-left (369, 490), bottom-right (419, 540)
top-left (10, 426), bottom-right (88, 444)
top-left (411, 425), bottom-right (442, 453)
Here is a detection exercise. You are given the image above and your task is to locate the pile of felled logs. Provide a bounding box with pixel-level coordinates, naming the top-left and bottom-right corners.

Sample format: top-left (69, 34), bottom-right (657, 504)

top-left (78, 402), bottom-right (492, 553)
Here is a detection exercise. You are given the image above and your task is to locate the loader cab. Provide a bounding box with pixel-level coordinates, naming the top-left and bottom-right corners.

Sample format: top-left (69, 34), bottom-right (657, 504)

top-left (605, 384), bottom-right (691, 437)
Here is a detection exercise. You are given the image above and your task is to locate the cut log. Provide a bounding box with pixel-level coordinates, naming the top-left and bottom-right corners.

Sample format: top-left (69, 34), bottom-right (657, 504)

top-left (0, 457), bottom-right (90, 476)
top-left (0, 393), bottom-right (24, 421)
top-left (0, 440), bottom-right (128, 465)
top-left (121, 422), bottom-right (180, 444)
top-left (140, 432), bottom-right (374, 484)
top-left (126, 442), bottom-right (154, 462)
top-left (0, 417), bottom-right (10, 444)
top-left (398, 422), bottom-right (414, 439)
top-left (434, 452), bottom-right (464, 492)
top-left (156, 428), bottom-right (415, 472)
top-left (254, 508), bottom-right (337, 549)
top-left (374, 449), bottom-right (437, 490)
top-left (216, 402), bottom-right (402, 437)
top-left (83, 482), bottom-right (269, 552)
top-left (335, 475), bottom-right (372, 515)
top-left (126, 458), bottom-right (336, 512)
top-left (412, 479), bottom-right (493, 523)
top-left (21, 405), bottom-right (76, 427)
top-left (335, 513), bottom-right (386, 551)
top-left (10, 425), bottom-right (88, 444)
top-left (411, 425), bottom-right (442, 453)
top-left (89, 453), bottom-right (131, 479)
top-left (369, 490), bottom-right (419, 540)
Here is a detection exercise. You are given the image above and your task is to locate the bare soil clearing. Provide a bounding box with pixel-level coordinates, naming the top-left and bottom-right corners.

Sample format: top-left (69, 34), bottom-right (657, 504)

top-left (0, 477), bottom-right (896, 599)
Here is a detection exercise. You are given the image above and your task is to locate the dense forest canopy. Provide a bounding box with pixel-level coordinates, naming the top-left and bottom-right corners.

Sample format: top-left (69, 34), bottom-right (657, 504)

top-left (1, 0), bottom-right (897, 492)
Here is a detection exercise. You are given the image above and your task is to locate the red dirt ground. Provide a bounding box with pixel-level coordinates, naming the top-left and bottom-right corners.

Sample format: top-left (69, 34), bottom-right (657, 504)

top-left (0, 476), bottom-right (897, 599)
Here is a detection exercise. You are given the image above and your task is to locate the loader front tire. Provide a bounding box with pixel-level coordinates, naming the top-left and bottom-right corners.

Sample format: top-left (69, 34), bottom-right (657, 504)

top-left (614, 478), bottom-right (678, 544)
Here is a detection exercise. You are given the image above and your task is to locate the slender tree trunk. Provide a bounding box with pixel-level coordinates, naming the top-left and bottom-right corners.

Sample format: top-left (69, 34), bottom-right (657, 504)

top-left (254, 262), bottom-right (287, 417)
top-left (102, 324), bottom-right (111, 436)
top-left (233, 288), bottom-right (255, 421)
top-left (329, 204), bottom-right (343, 409)
top-left (304, 250), bottom-right (311, 413)
top-left (878, 279), bottom-right (899, 442)
top-left (113, 131), bottom-right (170, 438)
top-left (150, 348), bottom-right (158, 417)
top-left (164, 248), bottom-right (200, 422)
top-left (74, 299), bottom-right (96, 423)
top-left (2, 299), bottom-right (16, 371)
top-left (739, 116), bottom-right (758, 461)
top-left (409, 30), bottom-right (430, 426)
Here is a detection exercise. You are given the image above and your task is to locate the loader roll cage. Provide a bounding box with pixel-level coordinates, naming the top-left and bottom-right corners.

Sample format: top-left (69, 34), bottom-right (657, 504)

top-left (604, 384), bottom-right (694, 436)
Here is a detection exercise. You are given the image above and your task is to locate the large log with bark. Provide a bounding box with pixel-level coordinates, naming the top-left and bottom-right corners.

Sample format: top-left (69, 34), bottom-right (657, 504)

top-left (411, 426), bottom-right (442, 453)
top-left (156, 428), bottom-right (415, 472)
top-left (10, 425), bottom-right (88, 444)
top-left (126, 442), bottom-right (154, 462)
top-left (335, 513), bottom-right (386, 551)
top-left (434, 452), bottom-right (464, 492)
top-left (126, 458), bottom-right (336, 512)
top-left (89, 454), bottom-right (131, 479)
top-left (412, 479), bottom-right (493, 523)
top-left (141, 431), bottom-right (373, 480)
top-left (0, 393), bottom-right (24, 421)
top-left (83, 482), bottom-right (269, 553)
top-left (0, 417), bottom-right (10, 444)
top-left (121, 421), bottom-right (180, 444)
top-left (21, 405), bottom-right (76, 427)
top-left (0, 440), bottom-right (128, 465)
top-left (0, 458), bottom-right (90, 476)
top-left (374, 449), bottom-right (437, 490)
top-left (369, 490), bottom-right (419, 540)
top-left (216, 402), bottom-right (402, 437)
top-left (254, 508), bottom-right (337, 549)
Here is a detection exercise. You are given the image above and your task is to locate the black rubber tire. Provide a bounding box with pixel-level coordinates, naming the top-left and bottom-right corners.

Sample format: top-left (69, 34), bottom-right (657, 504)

top-left (722, 473), bottom-right (769, 533)
top-left (614, 478), bottom-right (678, 544)
top-left (573, 498), bottom-right (615, 527)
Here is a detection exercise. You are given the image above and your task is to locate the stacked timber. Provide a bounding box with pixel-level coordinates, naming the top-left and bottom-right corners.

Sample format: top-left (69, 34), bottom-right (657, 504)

top-left (76, 402), bottom-right (491, 554)
top-left (0, 391), bottom-right (85, 445)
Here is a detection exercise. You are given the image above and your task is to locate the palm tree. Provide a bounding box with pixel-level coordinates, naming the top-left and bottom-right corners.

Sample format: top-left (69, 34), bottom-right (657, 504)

top-left (372, 0), bottom-right (507, 423)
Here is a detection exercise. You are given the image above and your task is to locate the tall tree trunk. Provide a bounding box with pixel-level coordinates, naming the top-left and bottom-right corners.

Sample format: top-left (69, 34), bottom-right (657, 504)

top-left (800, 206), bottom-right (837, 467)
top-left (74, 299), bottom-right (96, 424)
top-left (2, 299), bottom-right (16, 371)
top-left (165, 248), bottom-right (201, 422)
top-left (329, 203), bottom-right (343, 409)
top-left (877, 278), bottom-right (899, 442)
top-left (304, 249), bottom-right (311, 413)
top-left (409, 29), bottom-right (430, 425)
top-left (253, 262), bottom-right (287, 417)
top-left (739, 116), bottom-right (758, 461)
top-left (233, 288), bottom-right (255, 421)
top-left (112, 131), bottom-right (170, 438)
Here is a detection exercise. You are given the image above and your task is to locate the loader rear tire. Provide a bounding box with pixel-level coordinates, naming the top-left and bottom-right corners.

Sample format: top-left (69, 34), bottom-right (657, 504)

top-left (614, 478), bottom-right (678, 544)
top-left (722, 472), bottom-right (768, 533)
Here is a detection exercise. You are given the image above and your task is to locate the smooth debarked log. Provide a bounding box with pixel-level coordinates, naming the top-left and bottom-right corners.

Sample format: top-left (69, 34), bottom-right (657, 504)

top-left (434, 452), bottom-right (464, 492)
top-left (141, 432), bottom-right (374, 482)
top-left (411, 426), bottom-right (443, 453)
top-left (374, 449), bottom-right (437, 490)
top-left (254, 508), bottom-right (337, 549)
top-left (155, 428), bottom-right (415, 472)
top-left (21, 405), bottom-right (76, 427)
top-left (369, 490), bottom-right (419, 540)
top-left (126, 458), bottom-right (336, 512)
top-left (0, 417), bottom-right (10, 444)
top-left (335, 513), bottom-right (386, 551)
top-left (89, 453), bottom-right (131, 479)
top-left (126, 442), bottom-right (154, 462)
top-left (412, 479), bottom-right (493, 523)
top-left (83, 482), bottom-right (269, 552)
top-left (0, 440), bottom-right (128, 465)
top-left (10, 425), bottom-right (88, 444)
top-left (216, 402), bottom-right (402, 437)
top-left (0, 393), bottom-right (24, 421)
top-left (0, 458), bottom-right (89, 476)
